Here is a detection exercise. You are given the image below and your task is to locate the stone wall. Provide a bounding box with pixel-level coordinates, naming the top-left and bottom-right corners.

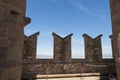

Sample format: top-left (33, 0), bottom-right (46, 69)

top-left (0, 0), bottom-right (30, 80)
top-left (22, 59), bottom-right (115, 79)
top-left (83, 34), bottom-right (103, 61)
top-left (22, 33), bottom-right (116, 79)
top-left (52, 32), bottom-right (73, 62)
top-left (24, 32), bottom-right (39, 62)
top-left (0, 0), bottom-right (118, 80)
top-left (110, 0), bottom-right (120, 79)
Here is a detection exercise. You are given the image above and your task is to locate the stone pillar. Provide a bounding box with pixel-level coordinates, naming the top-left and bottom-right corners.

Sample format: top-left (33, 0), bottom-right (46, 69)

top-left (23, 32), bottom-right (39, 62)
top-left (110, 0), bottom-right (120, 79)
top-left (52, 32), bottom-right (73, 63)
top-left (0, 0), bottom-right (31, 80)
top-left (83, 34), bottom-right (103, 62)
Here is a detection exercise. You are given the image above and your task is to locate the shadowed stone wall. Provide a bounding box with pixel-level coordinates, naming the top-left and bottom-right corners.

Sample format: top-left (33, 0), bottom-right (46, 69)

top-left (110, 0), bottom-right (120, 79)
top-left (22, 59), bottom-right (115, 79)
top-left (0, 0), bottom-right (30, 80)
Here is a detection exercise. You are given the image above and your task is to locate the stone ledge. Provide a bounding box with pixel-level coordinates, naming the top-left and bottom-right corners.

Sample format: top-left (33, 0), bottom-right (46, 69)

top-left (36, 73), bottom-right (100, 79)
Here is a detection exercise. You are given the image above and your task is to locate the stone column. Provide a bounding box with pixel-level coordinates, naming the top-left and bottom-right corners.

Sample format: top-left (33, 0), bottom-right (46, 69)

top-left (110, 0), bottom-right (120, 79)
top-left (83, 34), bottom-right (103, 62)
top-left (0, 0), bottom-right (31, 80)
top-left (52, 32), bottom-right (73, 63)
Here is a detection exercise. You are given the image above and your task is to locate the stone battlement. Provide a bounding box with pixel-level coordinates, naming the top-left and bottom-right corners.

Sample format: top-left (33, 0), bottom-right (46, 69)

top-left (22, 32), bottom-right (116, 79)
top-left (23, 32), bottom-right (112, 62)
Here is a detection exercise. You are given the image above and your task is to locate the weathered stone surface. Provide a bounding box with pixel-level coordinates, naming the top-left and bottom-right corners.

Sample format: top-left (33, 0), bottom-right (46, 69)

top-left (24, 32), bottom-right (39, 62)
top-left (0, 0), bottom-right (30, 80)
top-left (52, 32), bottom-right (73, 62)
top-left (22, 33), bottom-right (116, 79)
top-left (83, 34), bottom-right (103, 62)
top-left (110, 0), bottom-right (120, 79)
top-left (0, 0), bottom-right (119, 79)
top-left (22, 59), bottom-right (115, 79)
top-left (0, 47), bottom-right (8, 58)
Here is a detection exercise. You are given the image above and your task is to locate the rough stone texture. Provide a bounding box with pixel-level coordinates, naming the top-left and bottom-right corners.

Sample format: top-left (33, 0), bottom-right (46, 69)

top-left (0, 0), bottom-right (30, 80)
top-left (52, 32), bottom-right (73, 62)
top-left (83, 34), bottom-right (103, 62)
top-left (22, 59), bottom-right (115, 79)
top-left (110, 0), bottom-right (120, 79)
top-left (0, 0), bottom-right (119, 80)
top-left (22, 33), bottom-right (116, 79)
top-left (23, 32), bottom-right (39, 62)
top-left (109, 35), bottom-right (115, 59)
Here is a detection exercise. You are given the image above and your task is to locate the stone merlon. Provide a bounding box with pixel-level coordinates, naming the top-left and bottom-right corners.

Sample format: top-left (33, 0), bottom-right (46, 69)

top-left (52, 32), bottom-right (73, 40)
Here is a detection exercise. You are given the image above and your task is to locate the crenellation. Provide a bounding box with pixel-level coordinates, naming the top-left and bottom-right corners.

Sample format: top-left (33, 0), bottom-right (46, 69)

top-left (23, 32), bottom-right (39, 62)
top-left (22, 33), bottom-right (116, 79)
top-left (0, 0), bottom-right (120, 80)
top-left (53, 32), bottom-right (73, 63)
top-left (83, 34), bottom-right (103, 62)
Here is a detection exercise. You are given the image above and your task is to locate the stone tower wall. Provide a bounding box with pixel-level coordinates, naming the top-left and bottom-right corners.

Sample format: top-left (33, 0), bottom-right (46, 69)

top-left (110, 0), bottom-right (120, 79)
top-left (0, 0), bottom-right (30, 80)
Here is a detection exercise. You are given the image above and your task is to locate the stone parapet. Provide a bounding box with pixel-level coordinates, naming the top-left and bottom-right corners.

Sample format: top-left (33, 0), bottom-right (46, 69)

top-left (52, 32), bottom-right (73, 62)
top-left (83, 34), bottom-right (103, 62)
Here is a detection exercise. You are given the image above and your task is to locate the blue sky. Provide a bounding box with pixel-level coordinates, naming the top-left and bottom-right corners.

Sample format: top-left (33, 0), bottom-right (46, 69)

top-left (25, 0), bottom-right (112, 58)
